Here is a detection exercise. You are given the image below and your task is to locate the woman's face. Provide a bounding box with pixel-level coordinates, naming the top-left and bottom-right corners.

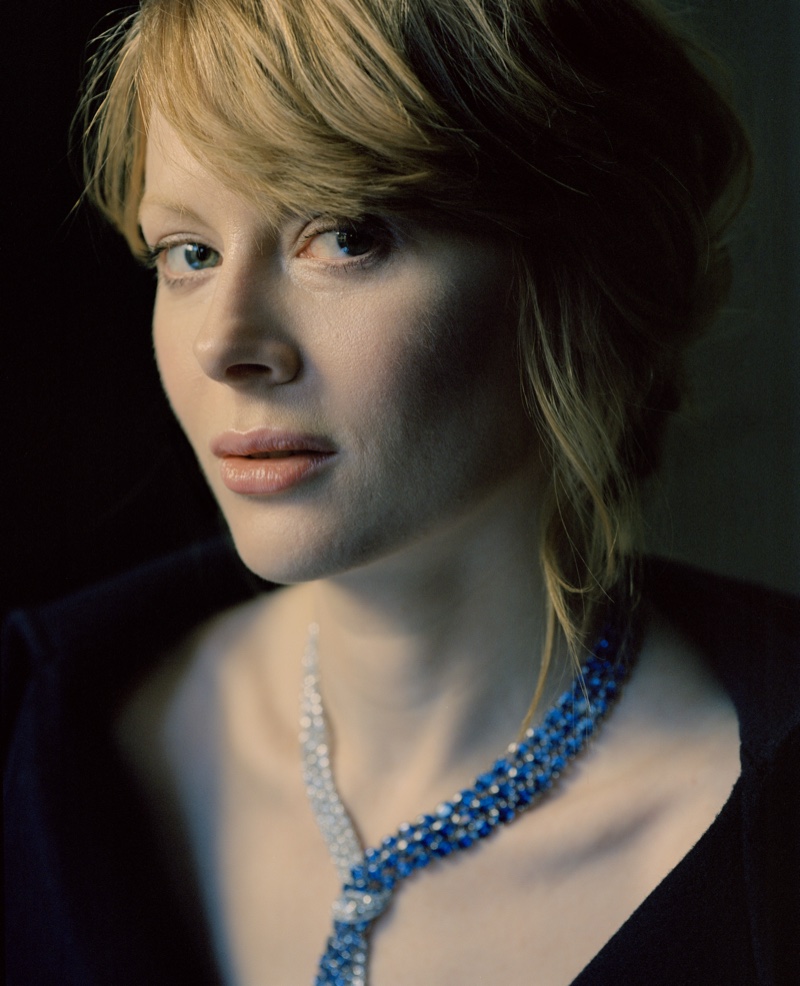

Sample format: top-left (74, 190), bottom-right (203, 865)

top-left (140, 115), bottom-right (539, 583)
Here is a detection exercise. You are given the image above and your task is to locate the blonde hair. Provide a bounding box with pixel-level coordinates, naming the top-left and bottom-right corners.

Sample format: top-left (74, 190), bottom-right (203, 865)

top-left (81, 0), bottom-right (751, 692)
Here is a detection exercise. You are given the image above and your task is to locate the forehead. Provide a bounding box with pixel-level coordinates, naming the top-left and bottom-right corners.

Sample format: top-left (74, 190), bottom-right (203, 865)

top-left (144, 113), bottom-right (203, 185)
top-left (139, 113), bottom-right (281, 227)
top-left (141, 114), bottom-right (227, 212)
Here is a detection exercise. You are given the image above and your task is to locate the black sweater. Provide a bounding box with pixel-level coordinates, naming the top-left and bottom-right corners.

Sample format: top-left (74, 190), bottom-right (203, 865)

top-left (4, 541), bottom-right (799, 985)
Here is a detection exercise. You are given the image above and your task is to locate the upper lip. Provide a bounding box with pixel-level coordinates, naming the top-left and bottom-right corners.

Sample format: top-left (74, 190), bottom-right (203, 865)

top-left (211, 429), bottom-right (337, 459)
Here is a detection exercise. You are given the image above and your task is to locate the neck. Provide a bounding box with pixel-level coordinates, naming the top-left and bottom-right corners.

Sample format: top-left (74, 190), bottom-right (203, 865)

top-left (301, 467), bottom-right (561, 834)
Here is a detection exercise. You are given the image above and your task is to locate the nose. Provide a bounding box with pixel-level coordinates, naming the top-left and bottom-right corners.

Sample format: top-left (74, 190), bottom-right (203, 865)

top-left (192, 269), bottom-right (302, 385)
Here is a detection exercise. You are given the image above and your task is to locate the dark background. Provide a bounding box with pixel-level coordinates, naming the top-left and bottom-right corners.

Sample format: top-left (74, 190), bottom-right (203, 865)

top-left (3, 1), bottom-right (798, 619)
top-left (4, 2), bottom-right (223, 617)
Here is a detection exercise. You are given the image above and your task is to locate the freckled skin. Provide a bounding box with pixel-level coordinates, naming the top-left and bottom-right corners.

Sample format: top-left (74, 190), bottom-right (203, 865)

top-left (141, 114), bottom-right (539, 585)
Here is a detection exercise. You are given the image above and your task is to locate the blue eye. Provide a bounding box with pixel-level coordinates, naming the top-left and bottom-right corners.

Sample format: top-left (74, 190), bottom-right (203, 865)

top-left (300, 222), bottom-right (384, 264)
top-left (331, 228), bottom-right (376, 257)
top-left (162, 242), bottom-right (221, 275)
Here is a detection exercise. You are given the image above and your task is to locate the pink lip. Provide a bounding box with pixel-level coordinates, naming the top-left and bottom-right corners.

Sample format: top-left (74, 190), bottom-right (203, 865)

top-left (211, 429), bottom-right (336, 495)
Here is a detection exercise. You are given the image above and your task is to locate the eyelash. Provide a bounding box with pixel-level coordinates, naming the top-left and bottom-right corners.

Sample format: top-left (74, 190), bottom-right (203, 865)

top-left (298, 217), bottom-right (394, 273)
top-left (142, 242), bottom-right (215, 290)
top-left (142, 217), bottom-right (395, 288)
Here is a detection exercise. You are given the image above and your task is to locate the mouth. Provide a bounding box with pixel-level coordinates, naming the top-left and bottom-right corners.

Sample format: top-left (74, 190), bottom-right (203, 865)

top-left (211, 429), bottom-right (336, 459)
top-left (243, 450), bottom-right (307, 459)
top-left (211, 429), bottom-right (336, 495)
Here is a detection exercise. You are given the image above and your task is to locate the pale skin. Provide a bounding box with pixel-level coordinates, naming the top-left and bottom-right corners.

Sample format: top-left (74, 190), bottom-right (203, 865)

top-left (118, 114), bottom-right (742, 985)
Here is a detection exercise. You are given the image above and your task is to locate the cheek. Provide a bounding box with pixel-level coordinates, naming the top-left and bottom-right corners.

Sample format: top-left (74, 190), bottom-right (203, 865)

top-left (358, 262), bottom-right (520, 430)
top-left (152, 298), bottom-right (177, 393)
top-left (151, 299), bottom-right (204, 431)
top-left (328, 258), bottom-right (527, 488)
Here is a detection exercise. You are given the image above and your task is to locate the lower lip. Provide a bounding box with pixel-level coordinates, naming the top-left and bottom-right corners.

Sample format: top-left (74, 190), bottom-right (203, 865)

top-left (218, 453), bottom-right (334, 495)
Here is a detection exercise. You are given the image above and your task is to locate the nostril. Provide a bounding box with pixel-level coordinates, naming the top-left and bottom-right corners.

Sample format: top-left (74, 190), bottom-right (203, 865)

top-left (193, 329), bottom-right (302, 384)
top-left (225, 363), bottom-right (272, 379)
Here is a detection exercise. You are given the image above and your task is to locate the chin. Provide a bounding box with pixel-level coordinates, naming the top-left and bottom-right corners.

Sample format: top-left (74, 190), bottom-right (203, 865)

top-left (226, 525), bottom-right (331, 586)
top-left (223, 512), bottom-right (379, 586)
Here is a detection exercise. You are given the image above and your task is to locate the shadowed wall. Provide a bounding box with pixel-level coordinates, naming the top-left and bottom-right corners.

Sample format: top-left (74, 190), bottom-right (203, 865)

top-left (646, 0), bottom-right (799, 593)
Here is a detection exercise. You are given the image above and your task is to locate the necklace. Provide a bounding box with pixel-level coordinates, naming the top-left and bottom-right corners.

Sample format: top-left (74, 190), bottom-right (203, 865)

top-left (301, 615), bottom-right (636, 986)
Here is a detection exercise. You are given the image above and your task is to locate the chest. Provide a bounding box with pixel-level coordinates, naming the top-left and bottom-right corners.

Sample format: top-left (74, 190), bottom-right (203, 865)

top-left (115, 609), bottom-right (743, 986)
top-left (183, 730), bottom-right (740, 986)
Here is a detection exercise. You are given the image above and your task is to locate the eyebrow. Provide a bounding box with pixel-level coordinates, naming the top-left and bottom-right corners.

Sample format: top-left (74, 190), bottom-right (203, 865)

top-left (137, 197), bottom-right (208, 226)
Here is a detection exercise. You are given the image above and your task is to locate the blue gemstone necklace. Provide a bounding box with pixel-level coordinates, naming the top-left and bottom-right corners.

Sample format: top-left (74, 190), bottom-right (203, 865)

top-left (301, 615), bottom-right (636, 986)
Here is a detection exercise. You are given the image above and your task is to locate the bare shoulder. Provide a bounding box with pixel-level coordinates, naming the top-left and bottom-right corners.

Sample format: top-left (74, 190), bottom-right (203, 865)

top-left (622, 603), bottom-right (741, 738)
top-left (111, 584), bottom-right (313, 910)
top-left (597, 603), bottom-right (742, 803)
top-left (562, 601), bottom-right (743, 889)
top-left (114, 583), bottom-right (311, 780)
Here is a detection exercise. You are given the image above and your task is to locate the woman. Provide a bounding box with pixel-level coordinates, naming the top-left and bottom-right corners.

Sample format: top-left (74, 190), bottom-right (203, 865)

top-left (4, 0), bottom-right (798, 983)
